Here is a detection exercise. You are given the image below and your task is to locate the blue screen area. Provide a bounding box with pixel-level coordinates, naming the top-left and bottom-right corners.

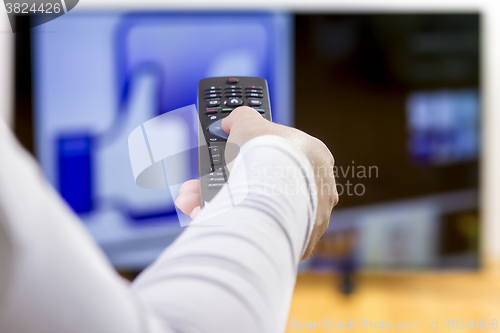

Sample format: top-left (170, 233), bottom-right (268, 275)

top-left (406, 90), bottom-right (480, 166)
top-left (33, 11), bottom-right (293, 269)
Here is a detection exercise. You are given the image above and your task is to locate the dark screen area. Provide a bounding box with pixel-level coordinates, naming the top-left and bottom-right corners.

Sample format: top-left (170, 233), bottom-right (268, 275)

top-left (294, 14), bottom-right (480, 209)
top-left (14, 15), bottom-right (34, 154)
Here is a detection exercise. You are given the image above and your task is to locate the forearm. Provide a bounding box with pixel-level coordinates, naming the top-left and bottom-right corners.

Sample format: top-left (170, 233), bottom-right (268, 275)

top-left (0, 116), bottom-right (317, 333)
top-left (0, 119), bottom-right (148, 333)
top-left (132, 136), bottom-right (318, 333)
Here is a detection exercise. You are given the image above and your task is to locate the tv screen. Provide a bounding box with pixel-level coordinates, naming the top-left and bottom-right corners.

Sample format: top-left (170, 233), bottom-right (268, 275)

top-left (23, 11), bottom-right (479, 271)
top-left (295, 14), bottom-right (480, 270)
top-left (31, 11), bottom-right (293, 269)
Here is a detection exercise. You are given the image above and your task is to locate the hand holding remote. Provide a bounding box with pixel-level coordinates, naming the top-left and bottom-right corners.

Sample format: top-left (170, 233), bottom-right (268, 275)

top-left (198, 77), bottom-right (272, 204)
top-left (177, 107), bottom-right (339, 260)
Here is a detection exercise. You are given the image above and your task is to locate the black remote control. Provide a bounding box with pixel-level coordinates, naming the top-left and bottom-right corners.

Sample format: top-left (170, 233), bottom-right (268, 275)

top-left (197, 77), bottom-right (272, 207)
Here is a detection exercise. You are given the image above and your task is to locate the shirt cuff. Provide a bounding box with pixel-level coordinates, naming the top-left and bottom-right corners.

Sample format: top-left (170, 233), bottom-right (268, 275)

top-left (235, 135), bottom-right (318, 259)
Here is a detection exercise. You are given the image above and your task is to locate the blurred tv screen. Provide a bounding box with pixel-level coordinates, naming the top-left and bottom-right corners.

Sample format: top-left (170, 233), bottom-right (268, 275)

top-left (23, 12), bottom-right (479, 270)
top-left (31, 11), bottom-right (293, 269)
top-left (295, 14), bottom-right (480, 270)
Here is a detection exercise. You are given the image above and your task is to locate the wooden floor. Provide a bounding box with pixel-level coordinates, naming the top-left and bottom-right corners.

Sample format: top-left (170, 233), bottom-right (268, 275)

top-left (286, 265), bottom-right (500, 332)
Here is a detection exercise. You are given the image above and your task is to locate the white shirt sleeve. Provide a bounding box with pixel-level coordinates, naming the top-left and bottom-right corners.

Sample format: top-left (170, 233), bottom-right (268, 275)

top-left (0, 118), bottom-right (318, 333)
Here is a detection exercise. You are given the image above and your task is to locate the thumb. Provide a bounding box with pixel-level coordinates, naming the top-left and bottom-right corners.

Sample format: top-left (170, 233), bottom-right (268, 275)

top-left (221, 106), bottom-right (261, 135)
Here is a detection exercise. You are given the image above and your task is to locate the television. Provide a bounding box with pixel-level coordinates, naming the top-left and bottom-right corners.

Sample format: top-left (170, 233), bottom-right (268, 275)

top-left (29, 11), bottom-right (293, 269)
top-left (16, 11), bottom-right (480, 271)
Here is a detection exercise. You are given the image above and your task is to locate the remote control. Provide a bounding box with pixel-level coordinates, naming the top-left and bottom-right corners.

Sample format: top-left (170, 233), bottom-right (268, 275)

top-left (198, 77), bottom-right (272, 206)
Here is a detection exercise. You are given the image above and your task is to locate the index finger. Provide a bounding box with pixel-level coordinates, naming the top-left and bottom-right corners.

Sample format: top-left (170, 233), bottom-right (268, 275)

top-left (179, 179), bottom-right (201, 195)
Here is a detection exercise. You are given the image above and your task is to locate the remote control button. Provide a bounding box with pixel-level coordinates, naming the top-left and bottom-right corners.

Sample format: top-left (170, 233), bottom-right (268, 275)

top-left (221, 108), bottom-right (233, 113)
top-left (211, 153), bottom-right (222, 160)
top-left (245, 89), bottom-right (261, 93)
top-left (224, 89), bottom-right (242, 93)
top-left (225, 98), bottom-right (243, 107)
top-left (206, 108), bottom-right (218, 113)
top-left (245, 93), bottom-right (263, 98)
top-left (208, 183), bottom-right (223, 188)
top-left (208, 119), bottom-right (229, 140)
top-left (227, 77), bottom-right (239, 84)
top-left (248, 99), bottom-right (262, 106)
top-left (205, 93), bottom-right (221, 99)
top-left (209, 143), bottom-right (224, 149)
top-left (253, 108), bottom-right (266, 113)
top-left (212, 157), bottom-right (222, 165)
top-left (226, 85), bottom-right (242, 89)
top-left (207, 115), bottom-right (218, 121)
top-left (224, 93), bottom-right (243, 97)
top-left (208, 170), bottom-right (225, 180)
top-left (207, 100), bottom-right (220, 107)
top-left (204, 90), bottom-right (221, 95)
top-left (245, 86), bottom-right (262, 90)
top-left (205, 86), bottom-right (221, 91)
top-left (209, 176), bottom-right (226, 182)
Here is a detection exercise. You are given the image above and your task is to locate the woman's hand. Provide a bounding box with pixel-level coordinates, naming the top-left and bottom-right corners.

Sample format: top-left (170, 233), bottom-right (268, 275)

top-left (176, 179), bottom-right (202, 219)
top-left (175, 107), bottom-right (339, 260)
